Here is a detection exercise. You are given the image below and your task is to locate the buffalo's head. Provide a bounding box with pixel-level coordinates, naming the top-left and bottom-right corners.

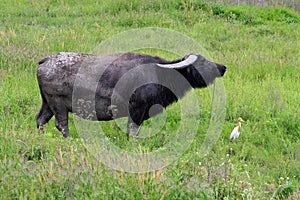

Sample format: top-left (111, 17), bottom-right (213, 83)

top-left (156, 54), bottom-right (226, 88)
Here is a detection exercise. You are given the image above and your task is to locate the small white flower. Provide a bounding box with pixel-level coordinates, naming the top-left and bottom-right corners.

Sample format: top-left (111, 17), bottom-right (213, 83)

top-left (280, 177), bottom-right (284, 181)
top-left (226, 154), bottom-right (229, 157)
top-left (198, 162), bottom-right (201, 166)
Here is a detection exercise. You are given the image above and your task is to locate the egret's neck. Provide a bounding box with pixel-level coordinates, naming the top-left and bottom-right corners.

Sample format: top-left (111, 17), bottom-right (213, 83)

top-left (238, 121), bottom-right (242, 132)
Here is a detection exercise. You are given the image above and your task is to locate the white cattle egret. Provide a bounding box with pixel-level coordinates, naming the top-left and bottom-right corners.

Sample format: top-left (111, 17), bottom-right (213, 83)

top-left (229, 117), bottom-right (244, 142)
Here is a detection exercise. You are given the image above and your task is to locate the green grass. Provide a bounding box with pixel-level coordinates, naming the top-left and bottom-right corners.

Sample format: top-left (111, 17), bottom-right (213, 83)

top-left (1, 0), bottom-right (300, 199)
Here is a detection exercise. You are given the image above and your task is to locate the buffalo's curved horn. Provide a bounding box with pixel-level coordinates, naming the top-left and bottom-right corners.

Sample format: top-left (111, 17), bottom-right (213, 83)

top-left (156, 54), bottom-right (198, 69)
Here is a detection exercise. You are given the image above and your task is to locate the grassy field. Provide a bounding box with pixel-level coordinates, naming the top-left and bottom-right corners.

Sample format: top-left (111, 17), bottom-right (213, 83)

top-left (1, 0), bottom-right (300, 199)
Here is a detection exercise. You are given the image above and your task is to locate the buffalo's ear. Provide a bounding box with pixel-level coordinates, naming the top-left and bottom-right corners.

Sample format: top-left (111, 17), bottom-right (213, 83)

top-left (156, 54), bottom-right (198, 69)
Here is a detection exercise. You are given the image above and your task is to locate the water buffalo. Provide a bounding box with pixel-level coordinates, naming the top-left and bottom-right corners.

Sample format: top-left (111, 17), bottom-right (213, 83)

top-left (36, 52), bottom-right (226, 138)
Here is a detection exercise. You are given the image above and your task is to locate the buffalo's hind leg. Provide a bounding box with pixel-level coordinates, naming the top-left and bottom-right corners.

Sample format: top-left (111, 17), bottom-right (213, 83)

top-left (46, 97), bottom-right (71, 138)
top-left (55, 114), bottom-right (70, 138)
top-left (53, 106), bottom-right (70, 138)
top-left (36, 100), bottom-right (54, 133)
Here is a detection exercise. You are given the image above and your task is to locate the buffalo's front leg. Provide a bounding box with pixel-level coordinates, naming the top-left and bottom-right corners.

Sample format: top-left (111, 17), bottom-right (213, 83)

top-left (126, 106), bottom-right (148, 137)
top-left (127, 118), bottom-right (142, 137)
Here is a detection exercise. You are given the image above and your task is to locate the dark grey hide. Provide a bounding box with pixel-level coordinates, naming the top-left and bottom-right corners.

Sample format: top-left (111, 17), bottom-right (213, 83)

top-left (36, 52), bottom-right (226, 137)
